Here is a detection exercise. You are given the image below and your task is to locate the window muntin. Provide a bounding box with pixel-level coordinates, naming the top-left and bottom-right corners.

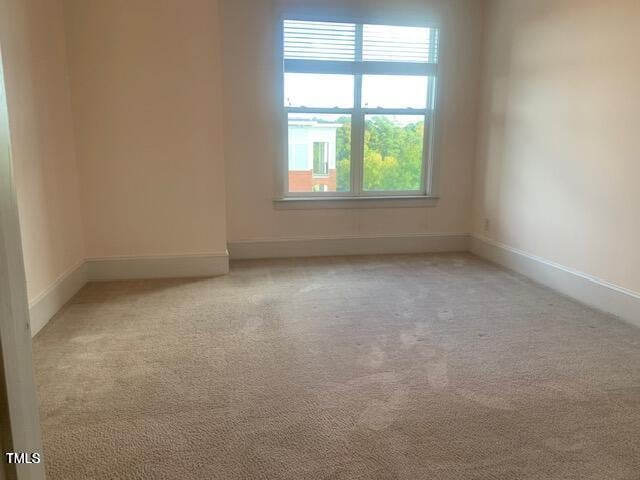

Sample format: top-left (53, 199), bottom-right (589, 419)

top-left (283, 19), bottom-right (439, 197)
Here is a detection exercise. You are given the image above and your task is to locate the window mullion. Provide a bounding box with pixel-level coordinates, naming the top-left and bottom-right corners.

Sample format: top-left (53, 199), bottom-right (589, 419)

top-left (351, 24), bottom-right (364, 196)
top-left (351, 75), bottom-right (364, 196)
top-left (425, 77), bottom-right (438, 195)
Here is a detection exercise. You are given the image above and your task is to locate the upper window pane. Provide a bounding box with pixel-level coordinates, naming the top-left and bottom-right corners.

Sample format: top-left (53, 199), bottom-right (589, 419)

top-left (285, 73), bottom-right (354, 108)
top-left (362, 75), bottom-right (429, 109)
top-left (363, 25), bottom-right (437, 63)
top-left (284, 20), bottom-right (356, 61)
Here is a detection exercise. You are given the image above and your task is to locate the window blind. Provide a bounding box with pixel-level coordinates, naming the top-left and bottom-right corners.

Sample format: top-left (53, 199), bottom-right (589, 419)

top-left (284, 20), bottom-right (356, 61)
top-left (363, 25), bottom-right (438, 64)
top-left (284, 20), bottom-right (438, 65)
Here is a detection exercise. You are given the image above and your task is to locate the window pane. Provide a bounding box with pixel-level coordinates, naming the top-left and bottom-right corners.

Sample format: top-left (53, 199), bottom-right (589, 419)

top-left (363, 24), bottom-right (437, 63)
top-left (288, 114), bottom-right (351, 193)
top-left (284, 20), bottom-right (356, 61)
top-left (285, 73), bottom-right (354, 108)
top-left (362, 75), bottom-right (429, 109)
top-left (313, 142), bottom-right (329, 175)
top-left (363, 114), bottom-right (425, 192)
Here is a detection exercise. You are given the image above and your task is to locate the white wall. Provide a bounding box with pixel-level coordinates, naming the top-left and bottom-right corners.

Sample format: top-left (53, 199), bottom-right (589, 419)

top-left (0, 0), bottom-right (85, 304)
top-left (63, 0), bottom-right (228, 259)
top-left (474, 0), bottom-right (640, 294)
top-left (3, 0), bottom-right (482, 295)
top-left (221, 0), bottom-right (486, 242)
top-left (2, 0), bottom-right (637, 329)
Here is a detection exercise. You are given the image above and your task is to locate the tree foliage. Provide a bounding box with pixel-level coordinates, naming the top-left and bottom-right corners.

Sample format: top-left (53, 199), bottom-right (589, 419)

top-left (335, 116), bottom-right (424, 192)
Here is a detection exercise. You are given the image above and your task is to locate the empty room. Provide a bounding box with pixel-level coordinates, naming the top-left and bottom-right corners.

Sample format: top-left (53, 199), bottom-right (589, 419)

top-left (0, 0), bottom-right (639, 479)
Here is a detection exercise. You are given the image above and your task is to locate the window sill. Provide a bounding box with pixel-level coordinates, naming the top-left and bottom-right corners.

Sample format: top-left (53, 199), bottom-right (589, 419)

top-left (273, 195), bottom-right (440, 210)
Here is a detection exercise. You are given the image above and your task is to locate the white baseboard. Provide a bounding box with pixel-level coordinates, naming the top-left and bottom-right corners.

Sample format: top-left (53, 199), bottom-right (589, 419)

top-left (228, 233), bottom-right (470, 260)
top-left (28, 253), bottom-right (229, 336)
top-left (28, 237), bottom-right (639, 336)
top-left (86, 252), bottom-right (230, 281)
top-left (471, 234), bottom-right (640, 328)
top-left (29, 261), bottom-right (88, 337)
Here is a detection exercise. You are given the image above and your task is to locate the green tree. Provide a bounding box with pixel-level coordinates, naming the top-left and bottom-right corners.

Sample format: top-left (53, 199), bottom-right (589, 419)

top-left (364, 118), bottom-right (424, 191)
top-left (334, 116), bottom-right (425, 192)
top-left (336, 159), bottom-right (350, 192)
top-left (335, 118), bottom-right (351, 192)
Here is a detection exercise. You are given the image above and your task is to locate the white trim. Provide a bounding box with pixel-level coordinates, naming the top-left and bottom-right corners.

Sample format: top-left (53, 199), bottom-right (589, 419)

top-left (26, 252), bottom-right (230, 336)
top-left (28, 261), bottom-right (87, 337)
top-left (471, 234), bottom-right (640, 328)
top-left (284, 59), bottom-right (437, 76)
top-left (86, 252), bottom-right (230, 281)
top-left (281, 11), bottom-right (441, 30)
top-left (228, 233), bottom-right (469, 260)
top-left (274, 195), bottom-right (439, 209)
top-left (280, 18), bottom-right (440, 201)
top-left (0, 51), bottom-right (45, 478)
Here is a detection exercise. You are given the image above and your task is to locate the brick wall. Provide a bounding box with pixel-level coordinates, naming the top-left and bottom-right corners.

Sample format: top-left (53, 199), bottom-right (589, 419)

top-left (288, 170), bottom-right (337, 192)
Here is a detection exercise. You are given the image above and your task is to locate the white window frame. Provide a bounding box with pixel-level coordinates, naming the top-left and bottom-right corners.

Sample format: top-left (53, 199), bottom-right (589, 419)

top-left (277, 15), bottom-right (442, 202)
top-left (312, 141), bottom-right (330, 177)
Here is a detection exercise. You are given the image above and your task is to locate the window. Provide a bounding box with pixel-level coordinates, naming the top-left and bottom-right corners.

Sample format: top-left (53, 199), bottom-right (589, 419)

top-left (283, 19), bottom-right (439, 197)
top-left (313, 142), bottom-right (329, 176)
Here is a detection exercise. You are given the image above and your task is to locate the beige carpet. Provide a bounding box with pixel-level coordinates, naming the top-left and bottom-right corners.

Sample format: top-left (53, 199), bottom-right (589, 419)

top-left (33, 254), bottom-right (640, 479)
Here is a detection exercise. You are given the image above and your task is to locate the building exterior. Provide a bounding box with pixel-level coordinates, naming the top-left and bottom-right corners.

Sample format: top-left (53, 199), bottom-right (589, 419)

top-left (288, 119), bottom-right (339, 192)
